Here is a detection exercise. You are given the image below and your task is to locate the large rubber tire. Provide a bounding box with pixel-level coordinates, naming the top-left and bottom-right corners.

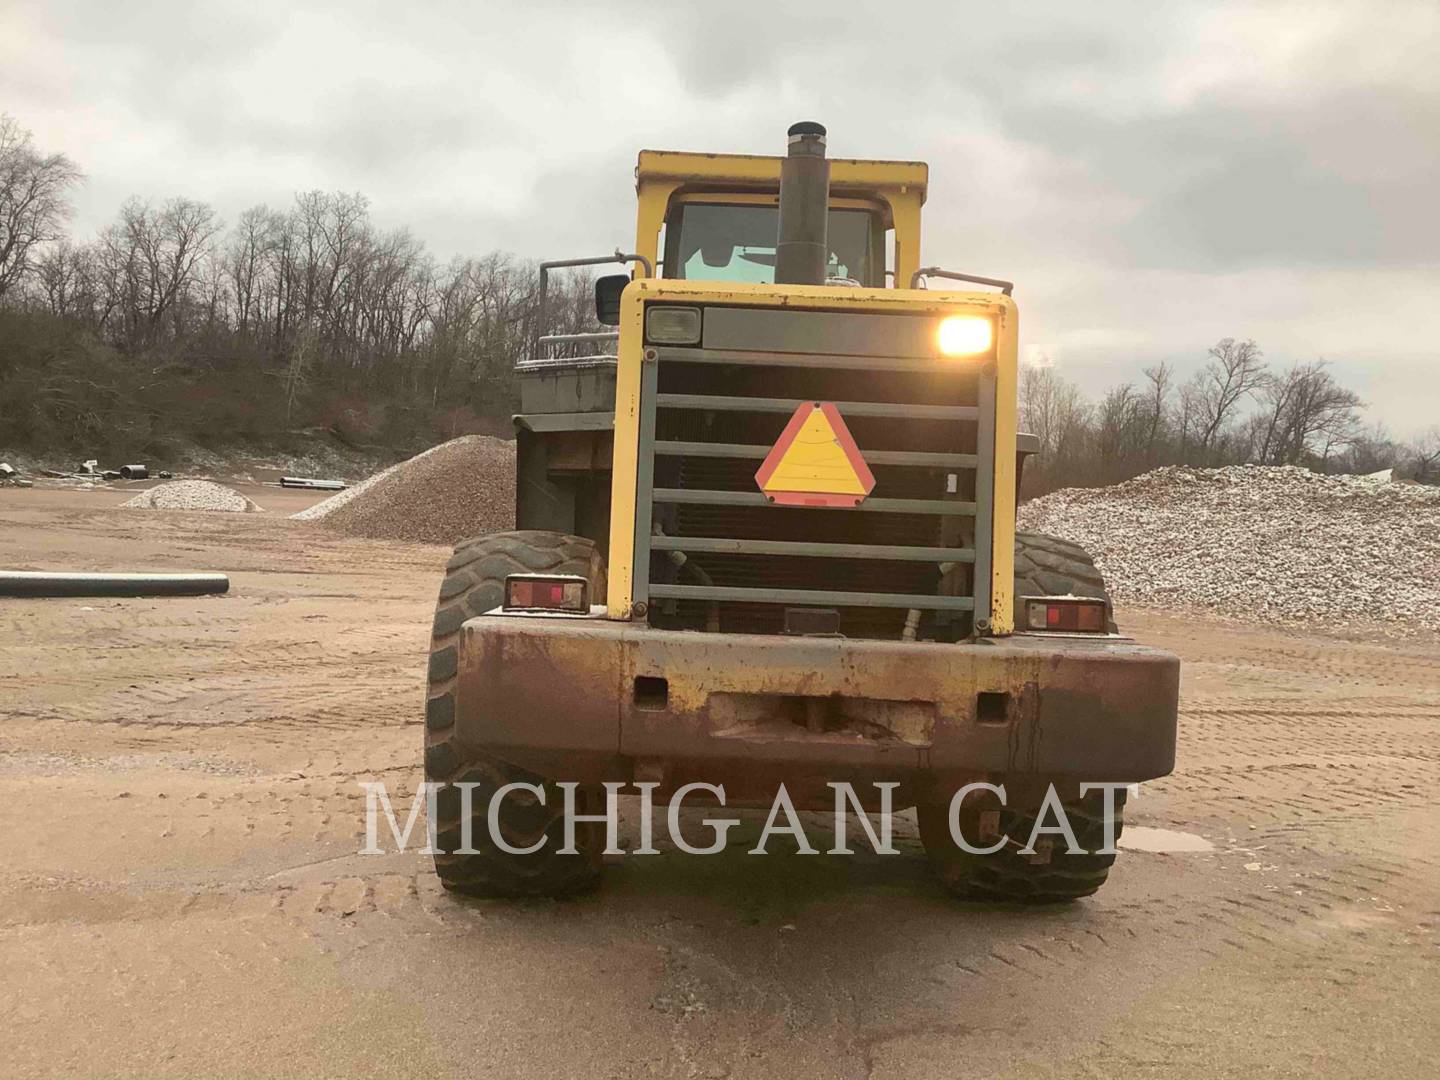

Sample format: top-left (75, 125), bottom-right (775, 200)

top-left (918, 532), bottom-right (1125, 902)
top-left (1013, 530), bottom-right (1118, 633)
top-left (917, 788), bottom-right (1126, 903)
top-left (423, 531), bottom-right (608, 897)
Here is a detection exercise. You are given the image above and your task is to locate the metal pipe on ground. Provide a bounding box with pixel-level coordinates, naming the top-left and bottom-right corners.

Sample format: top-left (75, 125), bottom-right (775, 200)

top-left (0, 571), bottom-right (230, 598)
top-left (280, 477), bottom-right (346, 491)
top-left (774, 121), bottom-right (830, 286)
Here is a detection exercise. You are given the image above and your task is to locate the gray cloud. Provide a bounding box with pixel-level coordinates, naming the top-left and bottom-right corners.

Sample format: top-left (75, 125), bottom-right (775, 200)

top-left (2, 0), bottom-right (1436, 432)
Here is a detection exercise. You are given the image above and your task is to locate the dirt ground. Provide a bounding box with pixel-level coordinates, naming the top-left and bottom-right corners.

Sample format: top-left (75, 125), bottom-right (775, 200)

top-left (2, 486), bottom-right (1437, 1079)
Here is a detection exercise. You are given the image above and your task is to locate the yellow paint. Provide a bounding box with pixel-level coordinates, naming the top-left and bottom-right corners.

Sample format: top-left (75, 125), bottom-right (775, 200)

top-left (760, 406), bottom-right (869, 497)
top-left (610, 145), bottom-right (1018, 632)
top-left (633, 149), bottom-right (925, 286)
top-left (633, 178), bottom-right (678, 281)
top-left (886, 191), bottom-right (923, 286)
top-left (989, 303), bottom-right (1019, 634)
top-left (604, 277), bottom-right (1018, 629)
top-left (605, 276), bottom-right (1004, 313)
top-left (636, 151), bottom-right (928, 200)
top-left (604, 286), bottom-right (648, 618)
top-left (671, 191), bottom-right (885, 211)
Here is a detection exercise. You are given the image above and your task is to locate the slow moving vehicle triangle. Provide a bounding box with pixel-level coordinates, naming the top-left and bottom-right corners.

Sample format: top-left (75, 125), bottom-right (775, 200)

top-left (754, 402), bottom-right (876, 507)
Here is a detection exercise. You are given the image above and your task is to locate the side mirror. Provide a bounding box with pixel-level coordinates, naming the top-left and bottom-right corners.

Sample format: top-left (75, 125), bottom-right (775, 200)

top-left (594, 274), bottom-right (629, 326)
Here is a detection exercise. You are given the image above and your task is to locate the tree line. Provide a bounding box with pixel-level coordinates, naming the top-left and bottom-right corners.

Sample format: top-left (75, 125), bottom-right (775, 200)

top-left (2, 113), bottom-right (1436, 487)
top-left (0, 114), bottom-right (600, 459)
top-left (1018, 339), bottom-right (1438, 495)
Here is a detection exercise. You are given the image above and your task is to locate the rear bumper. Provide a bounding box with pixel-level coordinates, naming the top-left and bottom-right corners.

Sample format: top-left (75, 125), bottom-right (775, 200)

top-left (453, 617), bottom-right (1179, 792)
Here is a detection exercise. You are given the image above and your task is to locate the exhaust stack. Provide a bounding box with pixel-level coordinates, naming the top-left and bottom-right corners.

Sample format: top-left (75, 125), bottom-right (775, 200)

top-left (774, 121), bottom-right (830, 286)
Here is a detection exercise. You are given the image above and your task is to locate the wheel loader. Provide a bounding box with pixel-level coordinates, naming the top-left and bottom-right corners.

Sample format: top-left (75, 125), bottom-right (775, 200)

top-left (422, 123), bottom-right (1179, 901)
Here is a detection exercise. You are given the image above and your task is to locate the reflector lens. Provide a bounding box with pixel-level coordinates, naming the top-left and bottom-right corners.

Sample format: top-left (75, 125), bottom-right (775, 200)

top-left (937, 315), bottom-right (993, 356)
top-left (1026, 598), bottom-right (1108, 632)
top-left (504, 575), bottom-right (588, 613)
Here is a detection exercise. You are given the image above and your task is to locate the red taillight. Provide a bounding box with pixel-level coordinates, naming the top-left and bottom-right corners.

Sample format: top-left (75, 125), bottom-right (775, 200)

top-left (1026, 598), bottom-right (1108, 633)
top-left (504, 575), bottom-right (588, 613)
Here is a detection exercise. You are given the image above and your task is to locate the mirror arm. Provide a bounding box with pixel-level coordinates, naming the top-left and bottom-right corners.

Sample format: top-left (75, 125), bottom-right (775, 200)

top-left (535, 249), bottom-right (655, 357)
top-left (614, 249), bottom-right (653, 279)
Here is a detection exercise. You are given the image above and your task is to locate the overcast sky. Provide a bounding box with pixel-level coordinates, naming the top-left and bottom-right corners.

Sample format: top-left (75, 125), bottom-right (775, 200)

top-left (3, 0), bottom-right (1436, 435)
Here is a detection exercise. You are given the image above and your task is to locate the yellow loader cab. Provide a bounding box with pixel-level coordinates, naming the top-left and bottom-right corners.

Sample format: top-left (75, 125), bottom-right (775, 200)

top-left (423, 123), bottom-right (1180, 902)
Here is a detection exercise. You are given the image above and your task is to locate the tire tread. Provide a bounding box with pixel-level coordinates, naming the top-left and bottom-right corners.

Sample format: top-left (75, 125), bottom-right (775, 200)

top-left (423, 530), bottom-right (606, 897)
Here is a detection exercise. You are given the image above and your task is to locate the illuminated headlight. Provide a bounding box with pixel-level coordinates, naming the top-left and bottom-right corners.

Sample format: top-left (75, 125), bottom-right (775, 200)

top-left (645, 306), bottom-right (702, 345)
top-left (936, 315), bottom-right (992, 356)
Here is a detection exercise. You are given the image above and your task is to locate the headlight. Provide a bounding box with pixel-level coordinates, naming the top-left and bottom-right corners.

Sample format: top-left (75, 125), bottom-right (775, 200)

top-left (645, 306), bottom-right (702, 345)
top-left (936, 315), bottom-right (992, 356)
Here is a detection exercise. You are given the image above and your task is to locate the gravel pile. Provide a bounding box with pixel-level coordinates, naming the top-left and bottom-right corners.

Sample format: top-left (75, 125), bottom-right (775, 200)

top-left (122, 480), bottom-right (259, 513)
top-left (1018, 465), bottom-right (1440, 635)
top-left (291, 439), bottom-right (451, 522)
top-left (294, 435), bottom-right (515, 545)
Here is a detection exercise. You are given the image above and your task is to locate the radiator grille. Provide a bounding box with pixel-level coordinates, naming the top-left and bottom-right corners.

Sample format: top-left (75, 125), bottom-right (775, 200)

top-left (633, 323), bottom-right (996, 640)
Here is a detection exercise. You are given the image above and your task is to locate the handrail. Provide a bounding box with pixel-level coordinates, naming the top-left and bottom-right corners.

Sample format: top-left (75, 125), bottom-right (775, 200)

top-left (538, 332), bottom-right (621, 346)
top-left (910, 266), bottom-right (1014, 296)
top-left (533, 249), bottom-right (653, 361)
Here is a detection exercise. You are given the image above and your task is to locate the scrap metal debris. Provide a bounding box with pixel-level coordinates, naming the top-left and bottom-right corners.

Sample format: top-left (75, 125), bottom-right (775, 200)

top-left (0, 462), bottom-right (31, 488)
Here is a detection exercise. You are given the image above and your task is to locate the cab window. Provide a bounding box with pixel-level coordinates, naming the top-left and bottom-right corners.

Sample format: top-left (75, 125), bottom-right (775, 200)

top-left (663, 203), bottom-right (880, 286)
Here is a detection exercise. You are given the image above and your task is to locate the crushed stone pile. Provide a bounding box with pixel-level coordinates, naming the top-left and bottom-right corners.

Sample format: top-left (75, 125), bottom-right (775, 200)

top-left (293, 435), bottom-right (515, 545)
top-left (122, 480), bottom-right (259, 513)
top-left (1018, 465), bottom-right (1440, 635)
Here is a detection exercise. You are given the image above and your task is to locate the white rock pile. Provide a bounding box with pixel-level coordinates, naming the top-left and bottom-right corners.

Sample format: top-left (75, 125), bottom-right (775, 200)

top-left (122, 480), bottom-right (260, 513)
top-left (1018, 465), bottom-right (1440, 635)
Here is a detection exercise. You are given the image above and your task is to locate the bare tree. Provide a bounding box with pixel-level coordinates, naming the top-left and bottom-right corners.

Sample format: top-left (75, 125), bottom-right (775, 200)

top-left (225, 205), bottom-right (280, 337)
top-left (1140, 361), bottom-right (1172, 462)
top-left (283, 327), bottom-right (315, 423)
top-left (1406, 427), bottom-right (1440, 484)
top-left (102, 197), bottom-right (221, 344)
top-left (34, 240), bottom-right (89, 318)
top-left (1340, 423), bottom-right (1400, 474)
top-left (291, 189), bottom-right (369, 338)
top-left (1096, 383), bottom-right (1147, 477)
top-left (1255, 360), bottom-right (1363, 465)
top-left (1020, 364), bottom-right (1089, 460)
top-left (0, 114), bottom-right (83, 299)
top-left (1189, 338), bottom-right (1266, 460)
top-left (1019, 363), bottom-right (1093, 491)
top-left (1176, 379), bottom-right (1198, 456)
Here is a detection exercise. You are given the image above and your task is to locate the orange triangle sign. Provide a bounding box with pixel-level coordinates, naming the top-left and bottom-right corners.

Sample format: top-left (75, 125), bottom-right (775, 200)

top-left (755, 402), bottom-right (876, 508)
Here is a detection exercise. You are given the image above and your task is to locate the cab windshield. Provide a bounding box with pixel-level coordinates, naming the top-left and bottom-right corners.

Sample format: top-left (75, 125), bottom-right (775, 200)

top-left (663, 202), bottom-right (880, 286)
